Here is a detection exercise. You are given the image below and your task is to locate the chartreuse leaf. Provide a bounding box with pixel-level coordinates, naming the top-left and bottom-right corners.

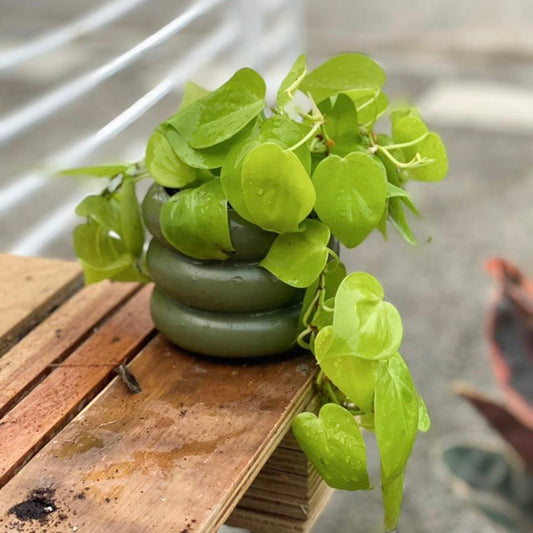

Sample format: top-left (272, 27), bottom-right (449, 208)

top-left (260, 219), bottom-right (330, 288)
top-left (300, 53), bottom-right (385, 103)
top-left (164, 120), bottom-right (255, 171)
top-left (145, 128), bottom-right (197, 187)
top-left (313, 151), bottom-right (387, 247)
top-left (387, 182), bottom-right (410, 199)
top-left (299, 260), bottom-right (347, 331)
top-left (220, 124), bottom-right (261, 222)
top-left (75, 194), bottom-right (121, 234)
top-left (389, 198), bottom-right (416, 245)
top-left (259, 116), bottom-right (310, 173)
top-left (375, 353), bottom-right (419, 482)
top-left (382, 473), bottom-right (405, 532)
top-left (59, 164), bottom-right (129, 178)
top-left (417, 394), bottom-right (431, 432)
top-left (119, 176), bottom-right (144, 256)
top-left (241, 142), bottom-right (315, 233)
top-left (73, 222), bottom-right (132, 284)
top-left (315, 326), bottom-right (380, 412)
top-left (334, 273), bottom-right (403, 360)
top-left (392, 115), bottom-right (448, 182)
top-left (292, 403), bottom-right (371, 491)
top-left (160, 179), bottom-right (234, 260)
top-left (375, 354), bottom-right (420, 530)
top-left (169, 68), bottom-right (266, 148)
top-left (345, 88), bottom-right (388, 127)
top-left (179, 80), bottom-right (209, 109)
top-left (277, 54), bottom-right (306, 110)
top-left (319, 93), bottom-right (360, 157)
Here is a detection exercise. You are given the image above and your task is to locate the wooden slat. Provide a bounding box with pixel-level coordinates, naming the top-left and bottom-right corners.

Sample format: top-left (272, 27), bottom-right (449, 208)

top-left (0, 336), bottom-right (315, 533)
top-left (0, 285), bottom-right (154, 487)
top-left (0, 254), bottom-right (82, 355)
top-left (0, 280), bottom-right (139, 418)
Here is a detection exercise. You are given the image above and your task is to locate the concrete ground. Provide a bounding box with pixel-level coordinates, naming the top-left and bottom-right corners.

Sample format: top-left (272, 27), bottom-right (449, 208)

top-left (1, 1), bottom-right (533, 531)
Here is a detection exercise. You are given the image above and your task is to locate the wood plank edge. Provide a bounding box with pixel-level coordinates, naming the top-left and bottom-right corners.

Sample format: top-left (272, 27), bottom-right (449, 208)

top-left (0, 272), bottom-right (83, 357)
top-left (0, 284), bottom-right (143, 419)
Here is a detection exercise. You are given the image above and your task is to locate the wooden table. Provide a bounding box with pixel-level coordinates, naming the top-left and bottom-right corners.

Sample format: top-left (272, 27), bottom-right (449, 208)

top-left (0, 254), bottom-right (331, 533)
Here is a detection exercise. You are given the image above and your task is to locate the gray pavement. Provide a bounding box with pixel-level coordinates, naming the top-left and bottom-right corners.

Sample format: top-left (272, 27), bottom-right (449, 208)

top-left (2, 1), bottom-right (533, 531)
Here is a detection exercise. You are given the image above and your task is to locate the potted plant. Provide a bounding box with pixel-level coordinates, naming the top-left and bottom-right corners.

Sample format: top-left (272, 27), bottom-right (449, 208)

top-left (64, 53), bottom-right (448, 531)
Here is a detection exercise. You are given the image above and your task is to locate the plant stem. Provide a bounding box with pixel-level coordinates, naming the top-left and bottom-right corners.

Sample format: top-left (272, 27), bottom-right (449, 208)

top-left (324, 382), bottom-right (340, 405)
top-left (378, 132), bottom-right (429, 150)
top-left (286, 120), bottom-right (323, 152)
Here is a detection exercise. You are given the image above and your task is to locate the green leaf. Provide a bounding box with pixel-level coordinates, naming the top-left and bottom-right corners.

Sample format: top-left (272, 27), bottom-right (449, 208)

top-left (73, 222), bottom-right (131, 284)
top-left (375, 353), bottom-right (419, 482)
top-left (392, 116), bottom-right (448, 182)
top-left (313, 297), bottom-right (335, 331)
top-left (119, 176), bottom-right (144, 256)
top-left (300, 53), bottom-right (385, 103)
top-left (334, 272), bottom-right (403, 360)
top-left (160, 179), bottom-right (234, 260)
top-left (241, 142), bottom-right (315, 233)
top-left (59, 164), bottom-right (129, 178)
top-left (164, 121), bottom-right (251, 170)
top-left (277, 54), bottom-right (306, 110)
top-left (382, 473), bottom-right (404, 531)
top-left (315, 326), bottom-right (380, 412)
top-left (292, 403), bottom-right (371, 491)
top-left (389, 197), bottom-right (416, 245)
top-left (145, 129), bottom-right (197, 187)
top-left (179, 80), bottom-right (209, 109)
top-left (387, 182), bottom-right (410, 199)
top-left (312, 152), bottom-right (387, 247)
top-left (299, 260), bottom-right (347, 330)
top-left (75, 194), bottom-right (121, 234)
top-left (220, 124), bottom-right (261, 222)
top-left (345, 89), bottom-right (388, 127)
top-left (260, 219), bottom-right (330, 288)
top-left (417, 394), bottom-right (431, 432)
top-left (169, 68), bottom-right (266, 148)
top-left (319, 93), bottom-right (360, 157)
top-left (259, 116), bottom-right (311, 173)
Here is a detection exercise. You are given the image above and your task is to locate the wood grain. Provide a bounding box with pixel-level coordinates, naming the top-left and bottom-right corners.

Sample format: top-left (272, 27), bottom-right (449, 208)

top-left (0, 280), bottom-right (139, 418)
top-left (0, 254), bottom-right (82, 355)
top-left (0, 335), bottom-right (316, 533)
top-left (0, 285), bottom-right (154, 487)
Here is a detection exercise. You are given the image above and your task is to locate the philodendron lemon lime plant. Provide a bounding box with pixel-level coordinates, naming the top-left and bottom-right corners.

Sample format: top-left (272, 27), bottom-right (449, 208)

top-left (65, 53), bottom-right (447, 530)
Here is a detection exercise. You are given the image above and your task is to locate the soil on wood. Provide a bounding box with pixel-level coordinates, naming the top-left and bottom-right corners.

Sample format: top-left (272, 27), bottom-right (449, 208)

top-left (8, 488), bottom-right (57, 522)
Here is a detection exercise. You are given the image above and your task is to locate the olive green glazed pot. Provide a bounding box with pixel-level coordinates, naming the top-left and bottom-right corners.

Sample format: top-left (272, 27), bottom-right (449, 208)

top-left (142, 183), bottom-right (304, 358)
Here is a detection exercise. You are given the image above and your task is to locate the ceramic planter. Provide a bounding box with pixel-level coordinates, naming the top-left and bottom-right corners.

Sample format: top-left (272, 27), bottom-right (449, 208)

top-left (142, 184), bottom-right (305, 358)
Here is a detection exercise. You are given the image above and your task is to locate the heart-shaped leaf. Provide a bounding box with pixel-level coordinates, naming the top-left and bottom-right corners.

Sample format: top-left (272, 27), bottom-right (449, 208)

top-left (277, 54), bottom-right (306, 110)
top-left (392, 116), bottom-right (448, 182)
top-left (241, 142), bottom-right (315, 233)
top-left (169, 68), bottom-right (265, 148)
top-left (300, 53), bottom-right (385, 103)
top-left (319, 93), bottom-right (360, 157)
top-left (314, 326), bottom-right (380, 412)
top-left (292, 403), bottom-right (371, 491)
top-left (259, 115), bottom-right (311, 172)
top-left (145, 129), bottom-right (197, 187)
top-left (160, 179), bottom-right (234, 260)
top-left (75, 194), bottom-right (121, 234)
top-left (334, 272), bottom-right (403, 359)
top-left (375, 353), bottom-right (419, 482)
top-left (73, 222), bottom-right (132, 284)
top-left (345, 88), bottom-right (388, 127)
top-left (313, 152), bottom-right (387, 247)
top-left (260, 219), bottom-right (330, 288)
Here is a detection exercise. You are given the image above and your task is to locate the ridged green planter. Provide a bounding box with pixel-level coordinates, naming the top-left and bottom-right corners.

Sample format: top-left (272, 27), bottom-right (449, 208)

top-left (142, 183), bottom-right (305, 358)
